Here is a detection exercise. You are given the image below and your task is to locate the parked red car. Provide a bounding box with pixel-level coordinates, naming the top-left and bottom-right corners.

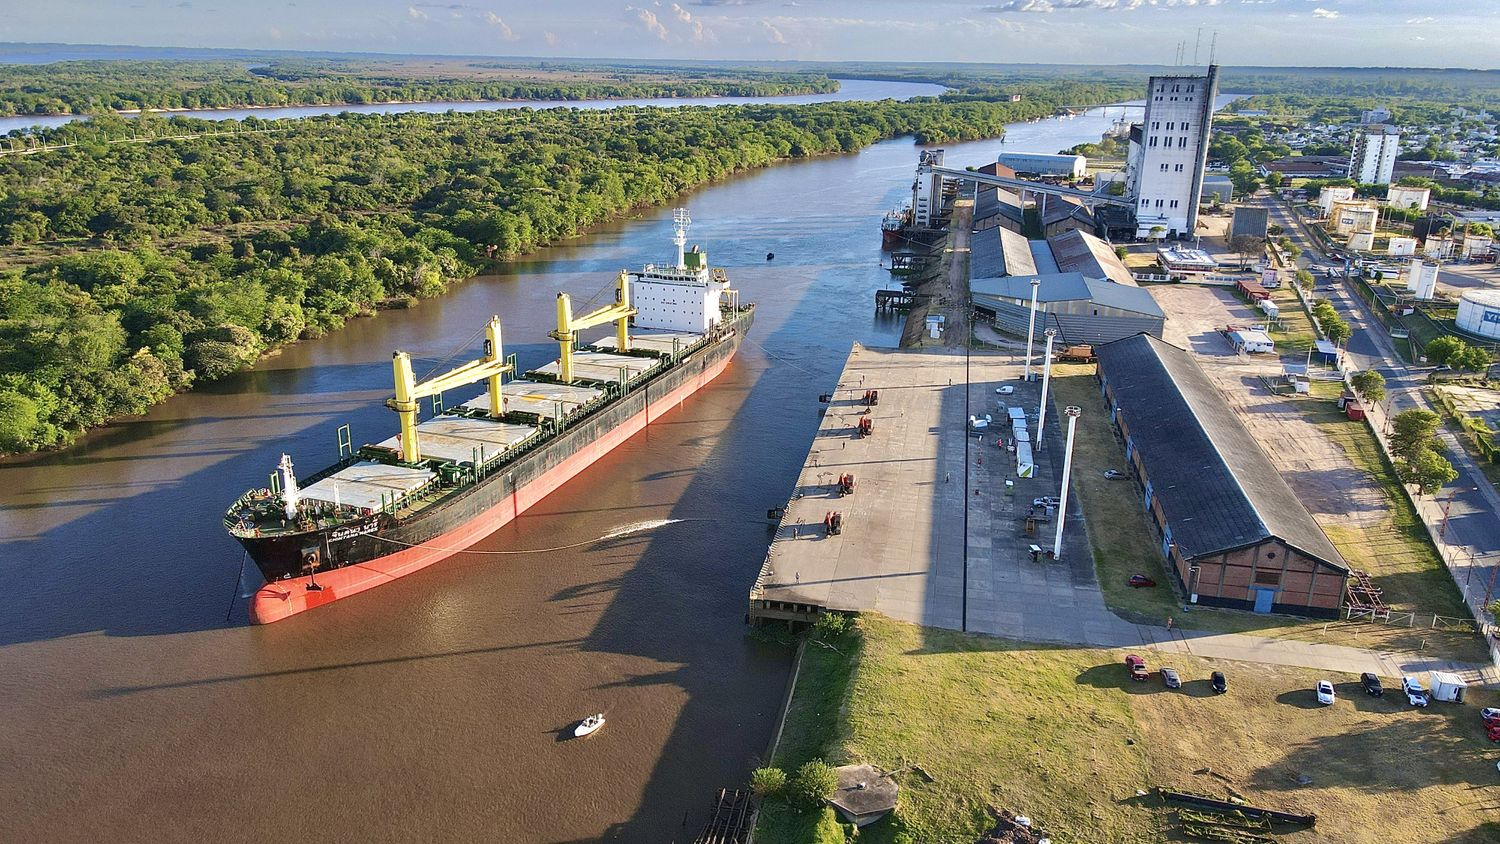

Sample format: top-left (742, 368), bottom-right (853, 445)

top-left (1125, 654), bottom-right (1149, 682)
top-left (1128, 574), bottom-right (1157, 588)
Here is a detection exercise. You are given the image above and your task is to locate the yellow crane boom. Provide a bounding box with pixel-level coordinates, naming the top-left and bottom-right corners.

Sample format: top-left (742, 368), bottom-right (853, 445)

top-left (386, 315), bottom-right (513, 464)
top-left (549, 270), bottom-right (635, 384)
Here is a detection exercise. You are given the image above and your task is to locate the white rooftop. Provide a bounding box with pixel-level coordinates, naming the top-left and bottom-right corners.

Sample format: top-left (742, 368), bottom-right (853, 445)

top-left (532, 351), bottom-right (661, 384)
top-left (592, 331), bottom-right (704, 356)
top-left (461, 379), bottom-right (603, 419)
top-left (300, 461), bottom-right (435, 512)
top-left (375, 415), bottom-right (538, 464)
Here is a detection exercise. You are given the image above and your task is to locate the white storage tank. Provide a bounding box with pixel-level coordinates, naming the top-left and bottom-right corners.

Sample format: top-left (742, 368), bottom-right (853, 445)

top-left (1407, 259), bottom-right (1439, 300)
top-left (1457, 289), bottom-right (1500, 340)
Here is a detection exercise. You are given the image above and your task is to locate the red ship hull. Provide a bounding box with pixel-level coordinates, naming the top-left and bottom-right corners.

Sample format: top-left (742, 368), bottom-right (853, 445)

top-left (248, 352), bottom-right (734, 624)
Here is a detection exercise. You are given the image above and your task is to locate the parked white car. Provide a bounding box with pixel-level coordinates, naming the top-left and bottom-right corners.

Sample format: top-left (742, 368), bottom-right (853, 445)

top-left (1315, 680), bottom-right (1336, 706)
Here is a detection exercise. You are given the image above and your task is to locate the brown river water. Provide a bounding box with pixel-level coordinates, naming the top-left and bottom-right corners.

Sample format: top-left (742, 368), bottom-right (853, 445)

top-left (0, 97), bottom-right (1141, 842)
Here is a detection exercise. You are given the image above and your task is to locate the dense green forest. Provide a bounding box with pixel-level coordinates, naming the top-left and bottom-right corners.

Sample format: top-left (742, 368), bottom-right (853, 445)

top-left (0, 94), bottom-right (1067, 454)
top-left (0, 59), bottom-right (839, 116)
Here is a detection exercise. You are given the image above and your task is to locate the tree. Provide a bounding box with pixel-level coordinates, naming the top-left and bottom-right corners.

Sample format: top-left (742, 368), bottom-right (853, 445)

top-left (1425, 336), bottom-right (1467, 366)
top-left (1229, 234), bottom-right (1263, 269)
top-left (1398, 446), bottom-right (1458, 495)
top-left (0, 390), bottom-right (41, 454)
top-left (1295, 268), bottom-right (1315, 292)
top-left (1265, 170), bottom-right (1284, 189)
top-left (1324, 317), bottom-right (1352, 346)
top-left (1115, 244), bottom-right (1130, 261)
top-left (1389, 409), bottom-right (1442, 463)
top-left (750, 766), bottom-right (788, 798)
top-left (1229, 159), bottom-right (1261, 196)
top-left (791, 760), bottom-right (839, 808)
top-left (1455, 345), bottom-right (1494, 373)
top-left (1351, 370), bottom-right (1387, 403)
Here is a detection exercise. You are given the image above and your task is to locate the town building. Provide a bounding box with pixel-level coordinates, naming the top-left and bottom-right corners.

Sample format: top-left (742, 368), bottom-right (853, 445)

top-left (996, 151), bottom-right (1087, 179)
top-left (1095, 334), bottom-right (1349, 617)
top-left (1350, 125), bottom-right (1401, 185)
top-left (970, 273), bottom-right (1164, 345)
top-left (1328, 199), bottom-right (1378, 236)
top-left (1125, 65), bottom-right (1219, 239)
top-left (1361, 107), bottom-right (1393, 124)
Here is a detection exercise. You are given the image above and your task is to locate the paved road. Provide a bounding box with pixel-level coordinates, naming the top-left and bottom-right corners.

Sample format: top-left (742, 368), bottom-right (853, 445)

top-left (1261, 196), bottom-right (1500, 615)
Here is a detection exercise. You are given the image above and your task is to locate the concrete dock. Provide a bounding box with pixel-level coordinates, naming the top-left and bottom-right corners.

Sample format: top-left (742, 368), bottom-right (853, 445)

top-left (748, 343), bottom-right (1111, 640)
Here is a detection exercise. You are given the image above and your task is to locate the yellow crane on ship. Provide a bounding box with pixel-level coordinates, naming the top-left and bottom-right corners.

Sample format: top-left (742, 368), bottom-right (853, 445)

top-left (386, 315), bottom-right (513, 465)
top-left (384, 270), bottom-right (635, 465)
top-left (549, 269), bottom-right (635, 384)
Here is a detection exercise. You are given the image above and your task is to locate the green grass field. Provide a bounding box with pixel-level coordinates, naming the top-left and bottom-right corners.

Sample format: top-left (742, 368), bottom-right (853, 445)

top-left (755, 615), bottom-right (1500, 844)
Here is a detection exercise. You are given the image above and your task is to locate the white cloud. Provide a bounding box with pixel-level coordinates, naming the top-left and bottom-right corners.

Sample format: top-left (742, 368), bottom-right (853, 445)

top-left (483, 12), bottom-right (516, 40)
top-left (988, 0), bottom-right (1223, 13)
top-left (407, 6), bottom-right (428, 20)
top-left (760, 17), bottom-right (787, 43)
top-left (626, 5), bottom-right (669, 39)
top-left (671, 2), bottom-right (692, 22)
top-left (1406, 16), bottom-right (1436, 24)
top-left (1311, 7), bottom-right (1338, 19)
top-left (543, 30), bottom-right (560, 46)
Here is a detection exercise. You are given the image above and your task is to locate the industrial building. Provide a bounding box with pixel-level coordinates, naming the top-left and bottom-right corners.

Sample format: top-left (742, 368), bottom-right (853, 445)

top-left (1126, 65), bottom-right (1219, 238)
top-left (912, 149), bottom-right (946, 227)
top-left (970, 273), bottom-right (1165, 345)
top-left (1095, 334), bottom-right (1349, 617)
top-left (972, 183), bottom-right (1026, 233)
top-left (1386, 184), bottom-right (1430, 211)
top-left (970, 225), bottom-right (1037, 278)
top-left (1229, 206), bottom-right (1269, 241)
top-left (1200, 174), bottom-right (1233, 205)
top-left (1040, 194), bottom-right (1099, 238)
top-left (996, 151), bottom-right (1087, 179)
top-left (1047, 229), bottom-right (1137, 287)
top-left (1457, 289), bottom-right (1500, 340)
top-left (1351, 125), bottom-right (1401, 185)
top-left (1317, 185), bottom-right (1357, 214)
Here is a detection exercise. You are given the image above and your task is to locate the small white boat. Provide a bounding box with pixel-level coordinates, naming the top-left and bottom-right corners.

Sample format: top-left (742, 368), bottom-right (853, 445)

top-left (573, 713), bottom-right (605, 738)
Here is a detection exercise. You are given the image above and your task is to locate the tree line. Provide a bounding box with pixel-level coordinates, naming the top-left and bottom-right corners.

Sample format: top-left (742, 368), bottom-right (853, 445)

top-left (0, 94), bottom-right (1064, 454)
top-left (0, 60), bottom-right (840, 117)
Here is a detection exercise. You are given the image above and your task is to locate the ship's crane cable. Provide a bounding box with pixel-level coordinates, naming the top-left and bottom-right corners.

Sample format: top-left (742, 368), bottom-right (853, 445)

top-left (413, 320), bottom-right (491, 385)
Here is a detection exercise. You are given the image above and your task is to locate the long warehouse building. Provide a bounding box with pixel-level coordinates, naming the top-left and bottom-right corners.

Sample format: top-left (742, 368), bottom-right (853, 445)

top-left (970, 273), bottom-right (1164, 345)
top-left (1095, 334), bottom-right (1349, 617)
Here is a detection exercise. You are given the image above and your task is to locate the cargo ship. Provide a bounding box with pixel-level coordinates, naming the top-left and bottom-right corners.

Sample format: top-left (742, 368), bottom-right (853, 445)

top-left (225, 210), bottom-right (753, 623)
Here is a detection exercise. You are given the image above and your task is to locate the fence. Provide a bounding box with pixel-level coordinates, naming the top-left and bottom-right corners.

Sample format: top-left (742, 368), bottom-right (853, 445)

top-left (1345, 607), bottom-right (1484, 634)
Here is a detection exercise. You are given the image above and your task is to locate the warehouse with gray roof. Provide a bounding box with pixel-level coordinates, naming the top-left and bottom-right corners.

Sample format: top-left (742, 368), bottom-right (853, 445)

top-left (1095, 334), bottom-right (1348, 617)
top-left (970, 273), bottom-right (1165, 346)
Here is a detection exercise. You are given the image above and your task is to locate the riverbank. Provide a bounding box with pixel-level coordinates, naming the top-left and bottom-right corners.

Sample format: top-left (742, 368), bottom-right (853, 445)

top-left (756, 614), bottom-right (1500, 844)
top-left (0, 93), bottom-right (1056, 457)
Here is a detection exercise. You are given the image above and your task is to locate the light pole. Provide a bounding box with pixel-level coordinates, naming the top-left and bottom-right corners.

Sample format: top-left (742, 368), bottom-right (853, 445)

top-left (1187, 562), bottom-right (1200, 605)
top-left (1038, 328), bottom-right (1057, 446)
top-left (1023, 278), bottom-right (1041, 381)
top-left (1053, 406), bottom-right (1082, 559)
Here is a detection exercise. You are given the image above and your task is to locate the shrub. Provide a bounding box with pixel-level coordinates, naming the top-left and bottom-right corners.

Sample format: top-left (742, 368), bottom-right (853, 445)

top-left (792, 760), bottom-right (840, 808)
top-left (813, 611), bottom-right (852, 640)
top-left (750, 766), bottom-right (788, 798)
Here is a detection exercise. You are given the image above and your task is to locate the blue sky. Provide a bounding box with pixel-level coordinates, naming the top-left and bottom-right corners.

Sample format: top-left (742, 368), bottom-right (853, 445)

top-left (3, 0), bottom-right (1495, 68)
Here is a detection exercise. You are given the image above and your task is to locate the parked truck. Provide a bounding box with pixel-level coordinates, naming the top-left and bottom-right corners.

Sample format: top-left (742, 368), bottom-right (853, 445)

top-left (1056, 344), bottom-right (1096, 363)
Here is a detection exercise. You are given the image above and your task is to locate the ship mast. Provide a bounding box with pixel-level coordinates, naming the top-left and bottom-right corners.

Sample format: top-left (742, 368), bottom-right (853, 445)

top-left (277, 453), bottom-right (301, 520)
top-left (673, 208), bottom-right (691, 269)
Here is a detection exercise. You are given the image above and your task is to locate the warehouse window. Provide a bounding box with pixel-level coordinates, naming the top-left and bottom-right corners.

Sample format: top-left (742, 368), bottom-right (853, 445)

top-left (1182, 121), bottom-right (1190, 132)
top-left (1170, 200), bottom-right (1179, 208)
top-left (1161, 163), bottom-right (1169, 171)
top-left (1166, 122), bottom-right (1174, 131)
top-left (1179, 137), bottom-right (1188, 148)
top-left (1254, 569), bottom-right (1281, 587)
